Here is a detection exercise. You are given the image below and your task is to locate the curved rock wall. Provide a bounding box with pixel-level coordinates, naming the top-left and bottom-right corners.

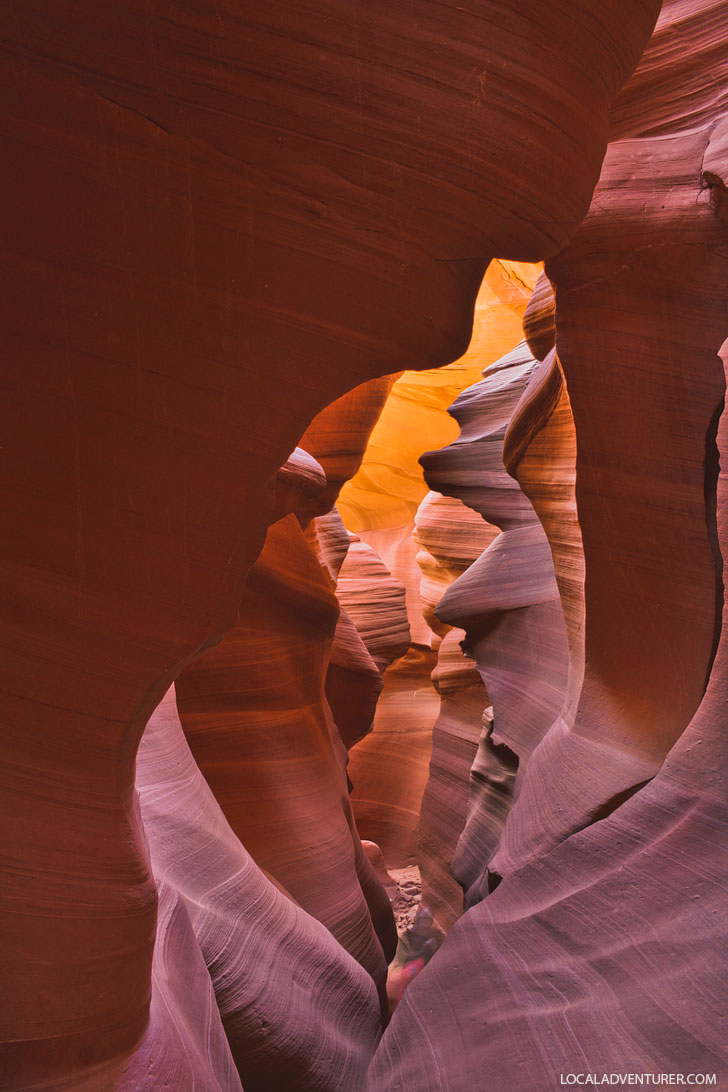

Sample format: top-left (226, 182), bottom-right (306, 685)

top-left (366, 4), bottom-right (728, 1089)
top-left (3, 1), bottom-right (689, 1089)
top-left (413, 492), bottom-right (497, 930)
top-left (422, 343), bottom-right (571, 904)
top-left (137, 687), bottom-right (380, 1092)
top-left (489, 0), bottom-right (728, 885)
top-left (341, 262), bottom-right (544, 877)
top-left (367, 322), bottom-right (728, 1085)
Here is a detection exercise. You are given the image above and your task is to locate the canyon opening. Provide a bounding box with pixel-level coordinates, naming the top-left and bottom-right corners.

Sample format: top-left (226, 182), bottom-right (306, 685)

top-left (2, 3), bottom-right (727, 1092)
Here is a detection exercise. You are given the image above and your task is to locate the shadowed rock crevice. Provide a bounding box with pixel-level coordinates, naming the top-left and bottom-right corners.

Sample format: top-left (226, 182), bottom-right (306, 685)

top-left (566, 777), bottom-right (655, 840)
top-left (704, 393), bottom-right (725, 690)
top-left (10, 3), bottom-right (728, 1092)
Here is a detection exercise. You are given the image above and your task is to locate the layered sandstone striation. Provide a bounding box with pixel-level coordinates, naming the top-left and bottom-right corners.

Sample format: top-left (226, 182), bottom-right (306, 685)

top-left (347, 644), bottom-right (440, 867)
top-left (421, 343), bottom-right (571, 905)
top-left (338, 260), bottom-right (542, 645)
top-left (137, 687), bottom-right (380, 1092)
top-left (336, 538), bottom-right (411, 675)
top-left (366, 4), bottom-right (728, 1089)
top-left (413, 492), bottom-right (496, 930)
top-left (367, 331), bottom-right (728, 1083)
top-left (489, 0), bottom-right (728, 884)
top-left (2, 1), bottom-right (685, 1089)
top-left (340, 264), bottom-right (544, 875)
top-left (175, 448), bottom-right (397, 1020)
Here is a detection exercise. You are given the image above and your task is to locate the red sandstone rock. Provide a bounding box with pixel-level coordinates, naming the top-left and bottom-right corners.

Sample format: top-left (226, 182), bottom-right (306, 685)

top-left (336, 536), bottom-right (411, 674)
top-left (489, 0), bottom-right (728, 884)
top-left (136, 687), bottom-right (381, 1092)
top-left (366, 6), bottom-right (728, 1089)
top-left (0, 1), bottom-right (662, 1085)
top-left (309, 509), bottom-right (386, 751)
top-left (303, 381), bottom-right (401, 750)
top-left (417, 629), bottom-right (488, 931)
top-left (326, 604), bottom-right (384, 750)
top-left (413, 491), bottom-right (496, 930)
top-left (420, 344), bottom-right (570, 903)
top-left (300, 376), bottom-right (398, 515)
top-left (366, 323), bottom-right (728, 1086)
top-left (522, 270), bottom-right (556, 362)
top-left (503, 341), bottom-right (584, 729)
top-left (338, 530), bottom-right (435, 871)
top-left (348, 646), bottom-right (440, 868)
top-left (175, 512), bottom-right (394, 1014)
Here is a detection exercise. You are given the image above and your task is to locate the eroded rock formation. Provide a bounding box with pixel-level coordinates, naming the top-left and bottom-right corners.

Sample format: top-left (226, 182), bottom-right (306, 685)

top-left (137, 687), bottom-right (380, 1092)
top-left (11, 2), bottom-right (728, 1091)
top-left (366, 3), bottom-right (728, 1089)
top-left (340, 264), bottom-right (543, 875)
top-left (421, 344), bottom-right (571, 905)
top-left (414, 492), bottom-right (496, 930)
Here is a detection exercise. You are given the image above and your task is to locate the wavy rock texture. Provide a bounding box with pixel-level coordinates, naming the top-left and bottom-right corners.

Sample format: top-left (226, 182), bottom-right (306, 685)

top-left (416, 631), bottom-right (488, 931)
top-left (338, 262), bottom-right (543, 533)
top-left (341, 263), bottom-right (545, 876)
top-left (175, 508), bottom-right (395, 1015)
top-left (136, 687), bottom-right (380, 1092)
top-left (342, 529), bottom-right (438, 870)
top-left (1, 1), bottom-right (664, 1086)
top-left (301, 379), bottom-right (397, 752)
top-left (413, 492), bottom-right (497, 930)
top-left (489, 0), bottom-right (728, 884)
top-left (521, 269), bottom-right (556, 362)
top-left (336, 537), bottom-right (411, 674)
top-left (338, 260), bottom-right (542, 645)
top-left (300, 376), bottom-right (397, 519)
top-left (365, 329), bottom-right (728, 1089)
top-left (366, 7), bottom-right (728, 1090)
top-left (325, 603), bottom-right (384, 751)
top-left (335, 532), bottom-right (435, 863)
top-left (348, 645), bottom-right (440, 868)
top-left (16, 877), bottom-right (246, 1092)
top-left (503, 338), bottom-right (585, 727)
top-left (333, 520), bottom-right (430, 870)
top-left (414, 491), bottom-right (498, 640)
top-left (421, 343), bottom-right (570, 903)
top-left (168, 397), bottom-right (401, 1035)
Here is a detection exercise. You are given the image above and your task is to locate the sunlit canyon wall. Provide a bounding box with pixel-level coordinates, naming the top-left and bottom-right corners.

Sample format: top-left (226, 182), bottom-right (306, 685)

top-left (2, 2), bottom-right (727, 1091)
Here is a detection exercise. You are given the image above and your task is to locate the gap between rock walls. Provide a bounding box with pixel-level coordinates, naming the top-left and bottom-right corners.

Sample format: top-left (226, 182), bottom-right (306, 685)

top-left (4, 4), bottom-right (728, 1091)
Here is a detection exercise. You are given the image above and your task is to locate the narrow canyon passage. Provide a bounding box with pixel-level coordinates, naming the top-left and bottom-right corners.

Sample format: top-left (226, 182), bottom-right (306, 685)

top-left (3, 3), bottom-right (728, 1092)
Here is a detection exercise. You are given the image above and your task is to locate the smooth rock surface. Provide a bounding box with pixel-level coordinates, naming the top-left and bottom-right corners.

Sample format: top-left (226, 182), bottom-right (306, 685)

top-left (366, 6), bottom-right (728, 1088)
top-left (421, 344), bottom-right (570, 903)
top-left (414, 491), bottom-right (496, 930)
top-left (137, 687), bottom-right (380, 1092)
top-left (0, 1), bottom-right (664, 1085)
top-left (175, 511), bottom-right (394, 1014)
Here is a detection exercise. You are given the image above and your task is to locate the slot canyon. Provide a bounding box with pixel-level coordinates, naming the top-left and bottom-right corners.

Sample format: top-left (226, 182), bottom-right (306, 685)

top-left (2, 2), bottom-right (728, 1090)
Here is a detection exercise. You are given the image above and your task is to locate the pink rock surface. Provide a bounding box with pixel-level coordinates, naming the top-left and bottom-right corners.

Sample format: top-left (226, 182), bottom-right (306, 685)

top-left (421, 344), bottom-right (570, 903)
top-left (366, 6), bottom-right (728, 1089)
top-left (349, 646), bottom-right (441, 868)
top-left (504, 342), bottom-right (585, 726)
top-left (417, 628), bottom-right (488, 931)
top-left (413, 491), bottom-right (497, 930)
top-left (1, 1), bottom-right (664, 1086)
top-left (336, 537), bottom-right (411, 674)
top-left (175, 511), bottom-right (394, 1014)
top-left (489, 0), bottom-right (728, 884)
top-left (137, 687), bottom-right (381, 1092)
top-left (366, 325), bottom-right (728, 1084)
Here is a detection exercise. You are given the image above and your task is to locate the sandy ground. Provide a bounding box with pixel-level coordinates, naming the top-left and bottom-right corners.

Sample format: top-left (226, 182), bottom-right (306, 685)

top-left (387, 865), bottom-right (422, 935)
